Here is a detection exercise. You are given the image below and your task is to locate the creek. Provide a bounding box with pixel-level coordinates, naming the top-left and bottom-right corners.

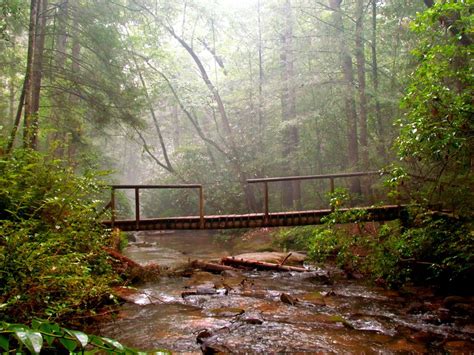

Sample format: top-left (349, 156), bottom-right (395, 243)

top-left (96, 230), bottom-right (474, 353)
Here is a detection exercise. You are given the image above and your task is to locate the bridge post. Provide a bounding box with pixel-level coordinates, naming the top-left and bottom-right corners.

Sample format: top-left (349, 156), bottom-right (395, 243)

top-left (264, 182), bottom-right (269, 223)
top-left (199, 186), bottom-right (205, 228)
top-left (135, 187), bottom-right (140, 230)
top-left (111, 188), bottom-right (116, 228)
top-left (329, 178), bottom-right (335, 211)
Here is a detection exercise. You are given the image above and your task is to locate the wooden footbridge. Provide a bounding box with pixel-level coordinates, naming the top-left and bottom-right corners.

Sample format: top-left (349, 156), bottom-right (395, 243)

top-left (103, 172), bottom-right (405, 231)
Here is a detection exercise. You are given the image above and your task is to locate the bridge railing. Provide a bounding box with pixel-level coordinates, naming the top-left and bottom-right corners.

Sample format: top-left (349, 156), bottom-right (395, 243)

top-left (110, 184), bottom-right (204, 230)
top-left (247, 171), bottom-right (382, 220)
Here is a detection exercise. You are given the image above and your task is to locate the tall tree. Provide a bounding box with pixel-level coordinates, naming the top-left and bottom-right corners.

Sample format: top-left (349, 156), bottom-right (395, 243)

top-left (280, 0), bottom-right (301, 209)
top-left (355, 0), bottom-right (368, 170)
top-left (329, 0), bottom-right (360, 193)
top-left (24, 0), bottom-right (47, 149)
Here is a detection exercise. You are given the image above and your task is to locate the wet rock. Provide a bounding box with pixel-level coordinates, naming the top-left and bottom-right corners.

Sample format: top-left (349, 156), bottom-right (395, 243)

top-left (387, 339), bottom-right (426, 353)
top-left (306, 270), bottom-right (333, 285)
top-left (346, 271), bottom-right (364, 280)
top-left (181, 290), bottom-right (198, 298)
top-left (197, 285), bottom-right (218, 294)
top-left (238, 311), bottom-right (264, 325)
top-left (451, 302), bottom-right (474, 317)
top-left (375, 277), bottom-right (387, 287)
top-left (444, 340), bottom-right (474, 352)
top-left (130, 241), bottom-right (156, 248)
top-left (128, 233), bottom-right (137, 242)
top-left (293, 313), bottom-right (348, 328)
top-left (426, 307), bottom-right (452, 324)
top-left (200, 342), bottom-right (232, 355)
top-left (186, 271), bottom-right (219, 287)
top-left (406, 301), bottom-right (430, 314)
top-left (113, 286), bottom-right (141, 303)
top-left (443, 296), bottom-right (469, 308)
top-left (462, 324), bottom-right (474, 335)
top-left (182, 287), bottom-right (218, 298)
top-left (280, 293), bottom-right (298, 306)
top-left (409, 331), bottom-right (433, 343)
top-left (196, 330), bottom-right (213, 344)
top-left (300, 292), bottom-right (326, 306)
top-left (221, 276), bottom-right (247, 291)
top-left (221, 270), bottom-right (241, 278)
top-left (209, 307), bottom-right (245, 317)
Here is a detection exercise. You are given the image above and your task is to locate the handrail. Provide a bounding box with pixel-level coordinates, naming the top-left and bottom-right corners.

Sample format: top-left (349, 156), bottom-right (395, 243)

top-left (110, 184), bottom-right (202, 189)
top-left (110, 184), bottom-right (204, 230)
top-left (247, 171), bottom-right (381, 183)
top-left (247, 171), bottom-right (382, 219)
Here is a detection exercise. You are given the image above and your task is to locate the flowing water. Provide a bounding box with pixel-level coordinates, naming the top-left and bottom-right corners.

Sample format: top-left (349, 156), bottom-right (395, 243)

top-left (97, 230), bottom-right (474, 353)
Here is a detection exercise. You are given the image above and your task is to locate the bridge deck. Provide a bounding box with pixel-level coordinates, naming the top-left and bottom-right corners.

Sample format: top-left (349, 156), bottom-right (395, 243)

top-left (104, 205), bottom-right (404, 231)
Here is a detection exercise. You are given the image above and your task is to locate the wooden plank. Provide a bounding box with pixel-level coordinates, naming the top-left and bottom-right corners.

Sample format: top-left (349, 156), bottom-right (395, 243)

top-left (104, 205), bottom-right (405, 231)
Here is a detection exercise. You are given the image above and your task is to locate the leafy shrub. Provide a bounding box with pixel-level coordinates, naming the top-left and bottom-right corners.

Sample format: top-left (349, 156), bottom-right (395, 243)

top-left (368, 211), bottom-right (474, 290)
top-left (277, 207), bottom-right (473, 291)
top-left (0, 149), bottom-right (118, 323)
top-left (274, 225), bottom-right (316, 251)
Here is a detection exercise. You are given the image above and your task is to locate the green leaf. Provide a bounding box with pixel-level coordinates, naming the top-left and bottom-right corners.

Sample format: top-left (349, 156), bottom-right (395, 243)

top-left (101, 336), bottom-right (125, 350)
top-left (38, 321), bottom-right (62, 346)
top-left (59, 337), bottom-right (77, 352)
top-left (14, 330), bottom-right (43, 354)
top-left (0, 334), bottom-right (10, 352)
top-left (90, 335), bottom-right (105, 347)
top-left (66, 329), bottom-right (89, 348)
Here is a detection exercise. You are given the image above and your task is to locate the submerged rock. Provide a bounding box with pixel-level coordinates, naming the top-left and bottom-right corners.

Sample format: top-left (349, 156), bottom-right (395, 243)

top-left (300, 292), bottom-right (326, 306)
top-left (209, 307), bottom-right (245, 317)
top-left (305, 270), bottom-right (333, 285)
top-left (280, 293), bottom-right (298, 306)
top-left (221, 269), bottom-right (241, 278)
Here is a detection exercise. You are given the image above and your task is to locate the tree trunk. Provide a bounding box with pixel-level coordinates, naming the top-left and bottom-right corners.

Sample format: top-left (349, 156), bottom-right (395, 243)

top-left (257, 0), bottom-right (264, 142)
top-left (50, 0), bottom-right (68, 157)
top-left (371, 0), bottom-right (385, 159)
top-left (67, 5), bottom-right (81, 163)
top-left (280, 0), bottom-right (301, 209)
top-left (8, 39), bottom-right (17, 124)
top-left (329, 0), bottom-right (360, 194)
top-left (22, 0), bottom-right (39, 148)
top-left (29, 0), bottom-right (48, 149)
top-left (355, 0), bottom-right (368, 171)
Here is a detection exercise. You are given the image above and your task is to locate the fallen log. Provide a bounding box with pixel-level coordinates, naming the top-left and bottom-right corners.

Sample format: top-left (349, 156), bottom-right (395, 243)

top-left (191, 260), bottom-right (237, 273)
top-left (221, 256), bottom-right (308, 272)
top-left (103, 246), bottom-right (141, 268)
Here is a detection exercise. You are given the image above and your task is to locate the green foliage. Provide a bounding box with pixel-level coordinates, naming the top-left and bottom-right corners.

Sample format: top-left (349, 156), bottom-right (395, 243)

top-left (0, 149), bottom-right (118, 323)
top-left (275, 226), bottom-right (318, 252)
top-left (397, 1), bottom-right (473, 213)
top-left (0, 320), bottom-right (169, 354)
top-left (277, 206), bottom-right (473, 291)
top-left (368, 210), bottom-right (474, 290)
top-left (0, 0), bottom-right (24, 40)
top-left (327, 187), bottom-right (349, 209)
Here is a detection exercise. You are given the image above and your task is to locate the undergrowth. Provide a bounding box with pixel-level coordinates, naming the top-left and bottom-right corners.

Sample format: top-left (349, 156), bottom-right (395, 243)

top-left (275, 189), bottom-right (473, 292)
top-left (0, 149), bottom-right (118, 324)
